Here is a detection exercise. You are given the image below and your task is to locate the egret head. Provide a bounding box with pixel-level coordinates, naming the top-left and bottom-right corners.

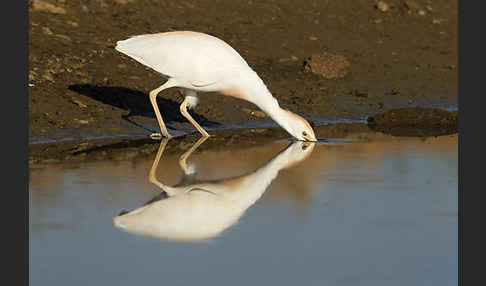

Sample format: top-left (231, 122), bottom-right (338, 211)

top-left (280, 110), bottom-right (317, 142)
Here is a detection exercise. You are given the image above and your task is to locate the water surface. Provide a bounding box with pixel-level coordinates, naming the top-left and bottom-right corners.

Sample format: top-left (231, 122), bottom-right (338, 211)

top-left (29, 133), bottom-right (458, 286)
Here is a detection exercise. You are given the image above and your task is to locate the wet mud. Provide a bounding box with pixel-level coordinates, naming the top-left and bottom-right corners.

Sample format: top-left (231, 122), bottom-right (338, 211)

top-left (29, 121), bottom-right (457, 165)
top-left (367, 107), bottom-right (457, 137)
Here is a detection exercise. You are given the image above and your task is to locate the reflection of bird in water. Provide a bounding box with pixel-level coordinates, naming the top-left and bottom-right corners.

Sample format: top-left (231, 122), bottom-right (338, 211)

top-left (115, 31), bottom-right (317, 141)
top-left (113, 138), bottom-right (315, 242)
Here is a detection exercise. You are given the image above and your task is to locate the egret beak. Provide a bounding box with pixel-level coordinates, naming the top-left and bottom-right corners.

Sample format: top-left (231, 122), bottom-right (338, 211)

top-left (303, 134), bottom-right (317, 142)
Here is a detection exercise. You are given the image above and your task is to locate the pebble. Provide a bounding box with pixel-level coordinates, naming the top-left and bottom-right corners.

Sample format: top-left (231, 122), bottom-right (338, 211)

top-left (114, 0), bottom-right (136, 4)
top-left (432, 18), bottom-right (444, 24)
top-left (42, 27), bottom-right (53, 35)
top-left (42, 72), bottom-right (54, 82)
top-left (55, 34), bottom-right (71, 41)
top-left (404, 0), bottom-right (421, 11)
top-left (242, 108), bottom-right (267, 118)
top-left (68, 21), bottom-right (79, 28)
top-left (31, 0), bottom-right (67, 14)
top-left (278, 56), bottom-right (299, 63)
top-left (75, 119), bottom-right (90, 124)
top-left (376, 1), bottom-right (389, 12)
top-left (72, 99), bottom-right (87, 108)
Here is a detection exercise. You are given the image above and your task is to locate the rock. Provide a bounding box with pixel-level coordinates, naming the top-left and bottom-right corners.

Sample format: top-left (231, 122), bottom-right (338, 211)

top-left (351, 90), bottom-right (368, 98)
top-left (31, 0), bottom-right (67, 14)
top-left (29, 71), bottom-right (36, 82)
top-left (71, 99), bottom-right (87, 108)
top-left (42, 27), bottom-right (53, 35)
top-left (278, 56), bottom-right (299, 63)
top-left (75, 71), bottom-right (89, 77)
top-left (242, 108), bottom-right (267, 118)
top-left (114, 0), bottom-right (136, 4)
top-left (404, 0), bottom-right (420, 10)
top-left (252, 111), bottom-right (267, 118)
top-left (376, 1), bottom-right (389, 12)
top-left (366, 108), bottom-right (458, 137)
top-left (68, 21), bottom-right (79, 28)
top-left (432, 18), bottom-right (444, 24)
top-left (55, 34), bottom-right (71, 41)
top-left (303, 52), bottom-right (350, 79)
top-left (96, 0), bottom-right (109, 8)
top-left (367, 107), bottom-right (457, 128)
top-left (74, 119), bottom-right (89, 124)
top-left (42, 72), bottom-right (54, 82)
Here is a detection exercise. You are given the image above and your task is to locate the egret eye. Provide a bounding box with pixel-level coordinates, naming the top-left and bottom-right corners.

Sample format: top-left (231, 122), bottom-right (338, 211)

top-left (302, 131), bottom-right (308, 137)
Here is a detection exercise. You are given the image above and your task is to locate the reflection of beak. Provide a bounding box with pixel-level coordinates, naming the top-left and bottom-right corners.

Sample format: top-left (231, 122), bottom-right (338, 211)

top-left (301, 141), bottom-right (313, 150)
top-left (303, 134), bottom-right (317, 142)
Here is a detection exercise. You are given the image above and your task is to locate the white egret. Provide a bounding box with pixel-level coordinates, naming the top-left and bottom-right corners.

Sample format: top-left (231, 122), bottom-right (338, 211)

top-left (116, 31), bottom-right (317, 141)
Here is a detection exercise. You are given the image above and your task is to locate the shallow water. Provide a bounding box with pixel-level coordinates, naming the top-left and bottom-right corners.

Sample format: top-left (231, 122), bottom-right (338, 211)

top-left (29, 133), bottom-right (458, 286)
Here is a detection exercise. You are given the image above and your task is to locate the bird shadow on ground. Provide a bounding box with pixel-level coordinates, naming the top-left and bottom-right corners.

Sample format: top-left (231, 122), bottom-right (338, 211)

top-left (68, 84), bottom-right (221, 131)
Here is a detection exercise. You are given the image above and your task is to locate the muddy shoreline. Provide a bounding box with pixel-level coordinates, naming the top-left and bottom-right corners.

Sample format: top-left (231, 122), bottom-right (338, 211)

top-left (29, 107), bottom-right (457, 165)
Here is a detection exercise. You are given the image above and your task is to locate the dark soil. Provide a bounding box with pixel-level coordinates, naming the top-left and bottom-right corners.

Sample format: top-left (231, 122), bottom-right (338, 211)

top-left (29, 0), bottom-right (457, 156)
top-left (367, 107), bottom-right (457, 136)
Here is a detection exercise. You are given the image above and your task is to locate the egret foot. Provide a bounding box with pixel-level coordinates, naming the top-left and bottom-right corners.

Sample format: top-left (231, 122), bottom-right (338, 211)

top-left (150, 132), bottom-right (172, 140)
top-left (150, 133), bottom-right (162, 140)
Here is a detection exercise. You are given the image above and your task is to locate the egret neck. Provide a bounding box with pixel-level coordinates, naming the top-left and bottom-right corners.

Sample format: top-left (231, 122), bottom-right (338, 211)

top-left (237, 71), bottom-right (316, 141)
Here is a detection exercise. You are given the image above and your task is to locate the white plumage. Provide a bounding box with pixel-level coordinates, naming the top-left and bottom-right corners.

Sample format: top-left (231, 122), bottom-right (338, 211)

top-left (115, 31), bottom-right (317, 141)
top-left (114, 138), bottom-right (315, 242)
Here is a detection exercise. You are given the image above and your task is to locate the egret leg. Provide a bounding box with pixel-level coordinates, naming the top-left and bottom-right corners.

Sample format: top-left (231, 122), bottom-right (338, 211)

top-left (149, 81), bottom-right (175, 139)
top-left (180, 96), bottom-right (210, 137)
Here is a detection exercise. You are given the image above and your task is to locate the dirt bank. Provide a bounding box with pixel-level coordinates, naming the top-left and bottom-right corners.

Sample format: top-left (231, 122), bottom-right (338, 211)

top-left (29, 0), bottom-right (457, 143)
